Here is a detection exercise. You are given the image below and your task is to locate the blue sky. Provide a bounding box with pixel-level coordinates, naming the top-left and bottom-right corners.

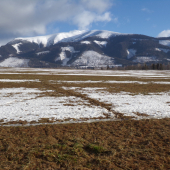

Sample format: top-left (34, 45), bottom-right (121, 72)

top-left (0, 0), bottom-right (170, 46)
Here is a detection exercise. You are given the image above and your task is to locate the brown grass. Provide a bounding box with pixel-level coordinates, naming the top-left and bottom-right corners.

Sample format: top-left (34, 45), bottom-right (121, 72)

top-left (0, 70), bottom-right (170, 169)
top-left (0, 119), bottom-right (170, 170)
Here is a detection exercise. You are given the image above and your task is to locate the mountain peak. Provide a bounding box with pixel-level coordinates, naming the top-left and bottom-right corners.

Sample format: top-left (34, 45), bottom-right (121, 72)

top-left (10, 30), bottom-right (127, 47)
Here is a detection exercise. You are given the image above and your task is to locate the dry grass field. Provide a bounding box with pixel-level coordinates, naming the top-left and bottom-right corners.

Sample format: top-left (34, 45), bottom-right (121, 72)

top-left (0, 68), bottom-right (170, 169)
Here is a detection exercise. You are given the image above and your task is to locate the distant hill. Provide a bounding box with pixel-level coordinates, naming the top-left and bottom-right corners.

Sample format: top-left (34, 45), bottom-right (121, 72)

top-left (0, 30), bottom-right (170, 68)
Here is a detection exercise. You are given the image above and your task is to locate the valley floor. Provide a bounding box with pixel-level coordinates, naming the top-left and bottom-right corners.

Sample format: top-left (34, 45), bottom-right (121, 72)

top-left (0, 68), bottom-right (170, 125)
top-left (0, 68), bottom-right (170, 169)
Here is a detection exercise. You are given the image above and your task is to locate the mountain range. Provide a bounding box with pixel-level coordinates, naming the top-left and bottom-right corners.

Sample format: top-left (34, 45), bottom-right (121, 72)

top-left (0, 30), bottom-right (170, 68)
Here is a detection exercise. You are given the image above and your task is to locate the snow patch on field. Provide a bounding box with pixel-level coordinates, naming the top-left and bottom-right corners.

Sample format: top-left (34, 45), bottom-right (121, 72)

top-left (127, 49), bottom-right (136, 59)
top-left (0, 57), bottom-right (29, 67)
top-left (53, 80), bottom-right (170, 85)
top-left (72, 51), bottom-right (114, 67)
top-left (0, 87), bottom-right (110, 123)
top-left (75, 87), bottom-right (170, 119)
top-left (0, 79), bottom-right (40, 82)
top-left (12, 43), bottom-right (22, 53)
top-left (0, 68), bottom-right (170, 78)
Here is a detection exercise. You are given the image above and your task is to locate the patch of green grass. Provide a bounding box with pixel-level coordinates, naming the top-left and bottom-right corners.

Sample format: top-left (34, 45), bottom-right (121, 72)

top-left (85, 144), bottom-right (105, 154)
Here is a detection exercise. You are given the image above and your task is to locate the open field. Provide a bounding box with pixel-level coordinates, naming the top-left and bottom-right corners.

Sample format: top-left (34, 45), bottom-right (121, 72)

top-left (0, 68), bottom-right (170, 169)
top-left (0, 68), bottom-right (170, 125)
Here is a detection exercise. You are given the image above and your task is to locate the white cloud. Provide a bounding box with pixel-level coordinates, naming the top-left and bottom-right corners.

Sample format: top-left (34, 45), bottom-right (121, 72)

top-left (0, 0), bottom-right (113, 46)
top-left (81, 0), bottom-right (112, 13)
top-left (158, 30), bottom-right (170, 37)
top-left (73, 11), bottom-right (112, 30)
top-left (142, 8), bottom-right (153, 13)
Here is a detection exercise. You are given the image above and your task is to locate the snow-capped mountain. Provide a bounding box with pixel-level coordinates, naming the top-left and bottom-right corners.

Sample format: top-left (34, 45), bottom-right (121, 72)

top-left (0, 30), bottom-right (170, 68)
top-left (11, 30), bottom-right (126, 48)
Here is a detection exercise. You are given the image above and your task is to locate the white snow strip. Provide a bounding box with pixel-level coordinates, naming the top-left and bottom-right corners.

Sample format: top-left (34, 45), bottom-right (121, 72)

top-left (36, 51), bottom-right (50, 55)
top-left (81, 41), bottom-right (91, 44)
top-left (155, 48), bottom-right (170, 53)
top-left (127, 49), bottom-right (136, 59)
top-left (72, 51), bottom-right (114, 67)
top-left (55, 51), bottom-right (69, 66)
top-left (12, 43), bottom-right (22, 53)
top-left (159, 40), bottom-right (170, 47)
top-left (94, 40), bottom-right (107, 47)
top-left (53, 80), bottom-right (170, 84)
top-left (55, 51), bottom-right (68, 66)
top-left (0, 69), bottom-right (170, 78)
top-left (0, 57), bottom-right (29, 67)
top-left (0, 79), bottom-right (40, 82)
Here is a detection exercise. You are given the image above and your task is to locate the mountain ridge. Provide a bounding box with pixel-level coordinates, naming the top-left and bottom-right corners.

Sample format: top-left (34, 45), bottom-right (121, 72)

top-left (0, 30), bottom-right (170, 68)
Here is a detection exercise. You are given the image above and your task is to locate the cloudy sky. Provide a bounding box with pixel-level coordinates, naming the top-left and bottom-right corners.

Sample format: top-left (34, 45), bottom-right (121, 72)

top-left (0, 0), bottom-right (170, 46)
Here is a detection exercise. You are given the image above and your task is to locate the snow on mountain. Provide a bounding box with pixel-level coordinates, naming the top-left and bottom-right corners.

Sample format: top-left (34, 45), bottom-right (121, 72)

top-left (95, 30), bottom-right (125, 39)
top-left (61, 46), bottom-right (79, 53)
top-left (36, 51), bottom-right (50, 56)
top-left (81, 41), bottom-right (91, 44)
top-left (159, 40), bottom-right (170, 47)
top-left (56, 51), bottom-right (69, 66)
top-left (12, 43), bottom-right (22, 53)
top-left (72, 51), bottom-right (114, 67)
top-left (0, 57), bottom-right (29, 67)
top-left (127, 49), bottom-right (136, 59)
top-left (55, 46), bottom-right (79, 66)
top-left (12, 30), bottom-right (127, 47)
top-left (13, 30), bottom-right (86, 47)
top-left (155, 48), bottom-right (170, 53)
top-left (133, 56), bottom-right (159, 63)
top-left (94, 40), bottom-right (107, 47)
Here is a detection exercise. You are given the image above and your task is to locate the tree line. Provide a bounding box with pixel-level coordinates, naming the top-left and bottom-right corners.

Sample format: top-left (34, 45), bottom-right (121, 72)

top-left (109, 63), bottom-right (170, 70)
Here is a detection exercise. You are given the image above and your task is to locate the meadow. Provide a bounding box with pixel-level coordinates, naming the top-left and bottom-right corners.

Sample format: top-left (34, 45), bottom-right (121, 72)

top-left (0, 68), bottom-right (170, 169)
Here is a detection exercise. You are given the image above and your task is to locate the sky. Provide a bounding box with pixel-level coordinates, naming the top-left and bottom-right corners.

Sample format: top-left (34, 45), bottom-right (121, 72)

top-left (0, 0), bottom-right (170, 46)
